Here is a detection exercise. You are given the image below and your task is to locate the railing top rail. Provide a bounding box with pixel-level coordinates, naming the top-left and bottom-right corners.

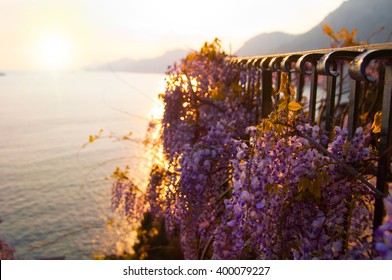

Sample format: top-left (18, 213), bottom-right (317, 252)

top-left (228, 42), bottom-right (392, 62)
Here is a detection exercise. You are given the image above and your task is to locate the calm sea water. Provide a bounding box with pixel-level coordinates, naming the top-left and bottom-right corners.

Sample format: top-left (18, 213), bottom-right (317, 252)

top-left (0, 71), bottom-right (165, 259)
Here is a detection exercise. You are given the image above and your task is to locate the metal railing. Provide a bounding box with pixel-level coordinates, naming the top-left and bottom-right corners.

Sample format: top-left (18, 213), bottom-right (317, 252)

top-left (227, 42), bottom-right (392, 230)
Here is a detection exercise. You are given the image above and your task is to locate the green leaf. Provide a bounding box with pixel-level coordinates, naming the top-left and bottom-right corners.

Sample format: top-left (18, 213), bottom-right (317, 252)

top-left (265, 183), bottom-right (273, 194)
top-left (277, 99), bottom-right (288, 112)
top-left (289, 85), bottom-right (296, 96)
top-left (273, 184), bottom-right (279, 195)
top-left (309, 179), bottom-right (321, 198)
top-left (298, 177), bottom-right (306, 192)
top-left (278, 73), bottom-right (289, 95)
top-left (260, 119), bottom-right (274, 133)
top-left (275, 124), bottom-right (285, 134)
top-left (371, 111), bottom-right (382, 133)
top-left (288, 101), bottom-right (303, 111)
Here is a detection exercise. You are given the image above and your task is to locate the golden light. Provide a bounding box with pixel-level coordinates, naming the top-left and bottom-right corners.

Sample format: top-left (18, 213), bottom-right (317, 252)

top-left (151, 78), bottom-right (166, 120)
top-left (35, 33), bottom-right (73, 70)
top-left (151, 101), bottom-right (164, 121)
top-left (167, 74), bottom-right (199, 93)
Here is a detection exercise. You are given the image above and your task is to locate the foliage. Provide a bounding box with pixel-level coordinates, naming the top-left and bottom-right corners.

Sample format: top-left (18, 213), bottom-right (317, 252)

top-left (82, 129), bottom-right (134, 148)
top-left (371, 111), bottom-right (382, 134)
top-left (131, 212), bottom-right (183, 260)
top-left (323, 25), bottom-right (359, 47)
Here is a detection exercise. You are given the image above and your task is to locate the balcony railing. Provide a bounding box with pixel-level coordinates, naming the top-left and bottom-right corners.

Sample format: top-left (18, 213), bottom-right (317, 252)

top-left (227, 42), bottom-right (392, 230)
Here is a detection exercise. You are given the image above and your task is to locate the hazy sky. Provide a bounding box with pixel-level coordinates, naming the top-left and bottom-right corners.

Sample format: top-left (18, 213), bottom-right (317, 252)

top-left (0, 0), bottom-right (346, 71)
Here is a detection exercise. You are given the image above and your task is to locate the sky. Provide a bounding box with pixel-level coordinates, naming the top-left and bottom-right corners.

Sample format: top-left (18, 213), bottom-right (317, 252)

top-left (0, 0), bottom-right (346, 71)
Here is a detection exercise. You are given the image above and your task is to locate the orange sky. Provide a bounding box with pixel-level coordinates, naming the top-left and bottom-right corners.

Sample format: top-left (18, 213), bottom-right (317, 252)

top-left (0, 0), bottom-right (345, 71)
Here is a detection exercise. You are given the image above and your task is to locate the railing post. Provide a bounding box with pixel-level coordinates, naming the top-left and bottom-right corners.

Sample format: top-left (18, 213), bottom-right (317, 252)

top-left (347, 79), bottom-right (361, 139)
top-left (349, 49), bottom-right (392, 230)
top-left (296, 73), bottom-right (305, 102)
top-left (261, 70), bottom-right (273, 118)
top-left (374, 62), bottom-right (392, 229)
top-left (317, 50), bottom-right (363, 133)
top-left (317, 54), bottom-right (337, 132)
top-left (325, 67), bottom-right (337, 132)
top-left (275, 72), bottom-right (281, 103)
top-left (254, 65), bottom-right (261, 123)
top-left (269, 57), bottom-right (283, 102)
top-left (281, 54), bottom-right (303, 102)
top-left (296, 53), bottom-right (324, 123)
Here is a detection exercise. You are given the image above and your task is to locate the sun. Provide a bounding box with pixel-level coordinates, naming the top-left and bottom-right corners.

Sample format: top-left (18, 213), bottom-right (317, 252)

top-left (36, 33), bottom-right (73, 70)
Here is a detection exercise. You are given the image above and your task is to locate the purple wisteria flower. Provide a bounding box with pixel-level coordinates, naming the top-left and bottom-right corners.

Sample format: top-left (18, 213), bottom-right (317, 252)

top-left (375, 191), bottom-right (392, 259)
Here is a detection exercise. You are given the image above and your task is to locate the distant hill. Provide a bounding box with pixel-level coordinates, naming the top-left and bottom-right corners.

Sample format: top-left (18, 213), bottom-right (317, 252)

top-left (236, 32), bottom-right (296, 56)
top-left (236, 0), bottom-right (392, 56)
top-left (87, 49), bottom-right (189, 73)
top-left (89, 0), bottom-right (391, 73)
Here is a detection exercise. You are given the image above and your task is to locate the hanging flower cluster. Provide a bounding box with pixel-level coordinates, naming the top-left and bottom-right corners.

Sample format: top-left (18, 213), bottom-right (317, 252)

top-left (375, 193), bottom-right (392, 259)
top-left (111, 167), bottom-right (144, 223)
top-left (152, 39), bottom-right (255, 259)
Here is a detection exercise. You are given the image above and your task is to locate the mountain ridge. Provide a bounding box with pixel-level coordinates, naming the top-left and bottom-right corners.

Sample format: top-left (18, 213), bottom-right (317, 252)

top-left (236, 0), bottom-right (392, 56)
top-left (88, 0), bottom-right (392, 73)
top-left (86, 49), bottom-right (189, 73)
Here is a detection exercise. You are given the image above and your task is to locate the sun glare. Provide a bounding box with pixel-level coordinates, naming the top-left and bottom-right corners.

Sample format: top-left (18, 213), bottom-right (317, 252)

top-left (36, 34), bottom-right (73, 70)
top-left (151, 79), bottom-right (166, 120)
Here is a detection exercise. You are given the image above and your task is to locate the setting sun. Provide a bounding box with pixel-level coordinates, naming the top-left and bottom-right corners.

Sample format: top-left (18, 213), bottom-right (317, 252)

top-left (36, 33), bottom-right (73, 70)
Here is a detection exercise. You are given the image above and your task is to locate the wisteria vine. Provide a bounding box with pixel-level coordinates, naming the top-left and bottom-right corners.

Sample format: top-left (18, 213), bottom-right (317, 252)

top-left (111, 39), bottom-right (391, 260)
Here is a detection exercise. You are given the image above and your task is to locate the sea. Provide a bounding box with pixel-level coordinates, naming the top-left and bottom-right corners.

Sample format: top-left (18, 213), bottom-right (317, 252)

top-left (0, 71), bottom-right (165, 259)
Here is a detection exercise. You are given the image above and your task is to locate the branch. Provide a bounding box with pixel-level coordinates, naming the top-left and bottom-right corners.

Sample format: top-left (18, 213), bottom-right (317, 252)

top-left (196, 96), bottom-right (226, 112)
top-left (296, 130), bottom-right (385, 198)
